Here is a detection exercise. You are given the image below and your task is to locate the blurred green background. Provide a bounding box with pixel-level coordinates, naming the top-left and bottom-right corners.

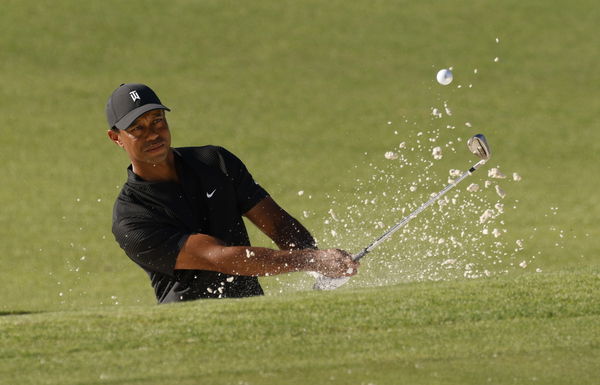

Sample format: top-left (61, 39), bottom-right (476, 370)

top-left (1, 0), bottom-right (598, 312)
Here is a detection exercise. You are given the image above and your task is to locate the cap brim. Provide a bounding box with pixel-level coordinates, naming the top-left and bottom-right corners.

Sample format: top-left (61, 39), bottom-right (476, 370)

top-left (114, 104), bottom-right (171, 130)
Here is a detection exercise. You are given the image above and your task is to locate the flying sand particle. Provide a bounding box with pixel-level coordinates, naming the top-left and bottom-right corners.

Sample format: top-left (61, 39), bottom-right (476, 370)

top-left (449, 169), bottom-right (461, 178)
top-left (467, 183), bottom-right (480, 192)
top-left (328, 208), bottom-right (339, 221)
top-left (480, 209), bottom-right (494, 224)
top-left (488, 168), bottom-right (507, 179)
top-left (516, 239), bottom-right (524, 248)
top-left (513, 172), bottom-right (522, 182)
top-left (443, 102), bottom-right (452, 116)
top-left (495, 185), bottom-right (506, 198)
top-left (494, 203), bottom-right (504, 213)
top-left (384, 151), bottom-right (399, 160)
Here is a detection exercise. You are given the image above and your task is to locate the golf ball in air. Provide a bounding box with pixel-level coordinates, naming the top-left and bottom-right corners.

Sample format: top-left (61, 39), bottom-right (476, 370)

top-left (436, 69), bottom-right (453, 85)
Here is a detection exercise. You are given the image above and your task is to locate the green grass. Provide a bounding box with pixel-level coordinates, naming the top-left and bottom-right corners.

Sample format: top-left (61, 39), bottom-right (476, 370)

top-left (1, 0), bottom-right (598, 312)
top-left (1, 269), bottom-right (599, 385)
top-left (0, 0), bottom-right (599, 383)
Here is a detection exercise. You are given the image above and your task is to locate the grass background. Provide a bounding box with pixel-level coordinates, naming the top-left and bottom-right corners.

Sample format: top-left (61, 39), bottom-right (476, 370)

top-left (0, 0), bottom-right (599, 383)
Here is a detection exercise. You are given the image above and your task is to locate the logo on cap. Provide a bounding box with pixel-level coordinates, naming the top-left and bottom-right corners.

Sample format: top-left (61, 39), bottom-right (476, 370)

top-left (129, 91), bottom-right (141, 102)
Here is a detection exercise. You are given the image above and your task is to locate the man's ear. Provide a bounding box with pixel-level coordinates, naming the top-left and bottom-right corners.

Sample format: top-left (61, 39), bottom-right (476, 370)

top-left (107, 130), bottom-right (124, 148)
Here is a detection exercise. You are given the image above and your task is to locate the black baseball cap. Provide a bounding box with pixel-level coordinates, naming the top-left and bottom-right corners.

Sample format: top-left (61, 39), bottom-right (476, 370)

top-left (106, 83), bottom-right (170, 130)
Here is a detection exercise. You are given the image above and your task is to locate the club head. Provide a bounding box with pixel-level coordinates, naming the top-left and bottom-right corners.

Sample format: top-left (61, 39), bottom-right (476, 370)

top-left (312, 273), bottom-right (351, 290)
top-left (467, 134), bottom-right (491, 161)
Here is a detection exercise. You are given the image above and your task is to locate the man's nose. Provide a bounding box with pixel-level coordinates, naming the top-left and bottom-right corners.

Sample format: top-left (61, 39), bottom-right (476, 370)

top-left (146, 125), bottom-right (161, 139)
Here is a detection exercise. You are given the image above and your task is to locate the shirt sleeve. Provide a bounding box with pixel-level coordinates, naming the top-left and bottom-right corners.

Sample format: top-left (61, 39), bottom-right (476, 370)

top-left (112, 209), bottom-right (190, 277)
top-left (217, 147), bottom-right (269, 214)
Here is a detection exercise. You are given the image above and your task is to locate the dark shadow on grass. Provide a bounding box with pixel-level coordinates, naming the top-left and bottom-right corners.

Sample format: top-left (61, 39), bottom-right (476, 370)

top-left (0, 311), bottom-right (43, 317)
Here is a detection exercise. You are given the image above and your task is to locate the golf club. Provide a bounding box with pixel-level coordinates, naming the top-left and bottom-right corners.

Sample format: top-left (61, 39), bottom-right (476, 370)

top-left (313, 133), bottom-right (492, 290)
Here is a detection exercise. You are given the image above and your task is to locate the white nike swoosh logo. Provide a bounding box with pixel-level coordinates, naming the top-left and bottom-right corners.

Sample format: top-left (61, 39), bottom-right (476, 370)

top-left (206, 189), bottom-right (217, 198)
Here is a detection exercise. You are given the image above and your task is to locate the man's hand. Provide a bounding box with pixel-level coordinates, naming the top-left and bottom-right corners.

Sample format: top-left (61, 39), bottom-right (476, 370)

top-left (312, 249), bottom-right (359, 278)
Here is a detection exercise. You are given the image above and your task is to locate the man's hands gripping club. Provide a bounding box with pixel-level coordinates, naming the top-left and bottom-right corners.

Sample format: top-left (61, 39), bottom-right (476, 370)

top-left (311, 248), bottom-right (359, 278)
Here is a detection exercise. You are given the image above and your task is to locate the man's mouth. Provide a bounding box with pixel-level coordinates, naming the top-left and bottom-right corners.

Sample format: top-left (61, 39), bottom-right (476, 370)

top-left (144, 141), bottom-right (165, 152)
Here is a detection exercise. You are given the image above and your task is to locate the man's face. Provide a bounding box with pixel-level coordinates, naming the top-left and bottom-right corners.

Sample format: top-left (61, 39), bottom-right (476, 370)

top-left (108, 109), bottom-right (171, 165)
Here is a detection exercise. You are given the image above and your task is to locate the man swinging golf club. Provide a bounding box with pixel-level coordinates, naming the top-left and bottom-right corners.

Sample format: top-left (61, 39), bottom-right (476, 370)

top-left (106, 83), bottom-right (359, 303)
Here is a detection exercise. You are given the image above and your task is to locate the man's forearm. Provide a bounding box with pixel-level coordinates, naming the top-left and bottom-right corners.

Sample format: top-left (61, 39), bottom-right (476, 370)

top-left (209, 245), bottom-right (318, 276)
top-left (175, 233), bottom-right (357, 278)
top-left (243, 197), bottom-right (316, 250)
top-left (176, 234), bottom-right (316, 276)
top-left (272, 217), bottom-right (317, 250)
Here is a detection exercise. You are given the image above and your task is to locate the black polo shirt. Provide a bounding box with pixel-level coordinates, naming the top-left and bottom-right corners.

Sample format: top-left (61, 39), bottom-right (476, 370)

top-left (112, 146), bottom-right (268, 303)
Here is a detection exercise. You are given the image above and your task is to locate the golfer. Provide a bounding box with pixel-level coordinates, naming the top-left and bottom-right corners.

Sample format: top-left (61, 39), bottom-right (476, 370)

top-left (106, 83), bottom-right (358, 303)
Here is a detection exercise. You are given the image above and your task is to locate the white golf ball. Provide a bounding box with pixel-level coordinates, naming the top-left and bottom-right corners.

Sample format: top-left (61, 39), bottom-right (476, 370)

top-left (436, 69), bottom-right (453, 85)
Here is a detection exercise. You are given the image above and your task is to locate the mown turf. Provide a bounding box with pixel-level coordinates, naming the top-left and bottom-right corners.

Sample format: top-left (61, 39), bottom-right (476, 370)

top-left (1, 0), bottom-right (599, 312)
top-left (1, 269), bottom-right (598, 385)
top-left (1, 0), bottom-right (599, 383)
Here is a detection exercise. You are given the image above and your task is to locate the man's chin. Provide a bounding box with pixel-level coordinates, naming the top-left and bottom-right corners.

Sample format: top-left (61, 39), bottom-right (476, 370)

top-left (143, 146), bottom-right (171, 164)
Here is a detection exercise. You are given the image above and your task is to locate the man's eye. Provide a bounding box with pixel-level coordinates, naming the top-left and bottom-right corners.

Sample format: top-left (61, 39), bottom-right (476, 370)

top-left (154, 118), bottom-right (163, 124)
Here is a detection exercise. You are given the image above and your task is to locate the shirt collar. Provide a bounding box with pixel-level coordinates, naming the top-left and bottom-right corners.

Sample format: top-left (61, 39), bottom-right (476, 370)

top-left (125, 151), bottom-right (184, 185)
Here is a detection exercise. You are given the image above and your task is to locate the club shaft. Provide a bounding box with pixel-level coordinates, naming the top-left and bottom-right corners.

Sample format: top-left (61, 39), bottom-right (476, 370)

top-left (352, 159), bottom-right (487, 261)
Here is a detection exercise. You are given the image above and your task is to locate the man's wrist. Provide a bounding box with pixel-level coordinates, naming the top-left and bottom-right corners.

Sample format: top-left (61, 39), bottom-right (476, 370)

top-left (299, 249), bottom-right (322, 272)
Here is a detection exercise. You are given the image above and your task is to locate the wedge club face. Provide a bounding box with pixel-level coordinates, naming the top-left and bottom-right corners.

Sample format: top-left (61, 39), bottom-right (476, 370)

top-left (313, 274), bottom-right (350, 291)
top-left (467, 134), bottom-right (491, 161)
